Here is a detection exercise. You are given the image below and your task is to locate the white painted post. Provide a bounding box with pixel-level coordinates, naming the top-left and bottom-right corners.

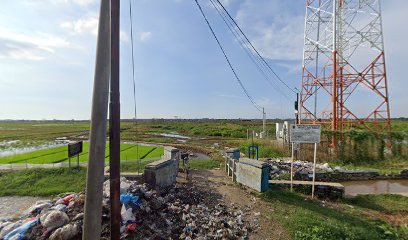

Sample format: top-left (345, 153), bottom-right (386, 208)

top-left (311, 142), bottom-right (318, 198)
top-left (290, 142), bottom-right (295, 192)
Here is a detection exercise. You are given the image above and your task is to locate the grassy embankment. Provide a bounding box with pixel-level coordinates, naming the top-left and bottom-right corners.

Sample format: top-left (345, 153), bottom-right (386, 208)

top-left (0, 156), bottom-right (222, 196)
top-left (0, 168), bottom-right (87, 196)
top-left (262, 186), bottom-right (408, 240)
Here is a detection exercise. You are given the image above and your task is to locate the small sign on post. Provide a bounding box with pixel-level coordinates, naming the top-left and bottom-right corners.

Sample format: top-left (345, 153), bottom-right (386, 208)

top-left (290, 124), bottom-right (321, 144)
top-left (68, 141), bottom-right (83, 169)
top-left (289, 124), bottom-right (321, 198)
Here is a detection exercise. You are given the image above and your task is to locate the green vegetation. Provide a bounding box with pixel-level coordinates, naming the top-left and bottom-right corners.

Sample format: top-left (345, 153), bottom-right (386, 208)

top-left (0, 168), bottom-right (86, 196)
top-left (185, 159), bottom-right (221, 170)
top-left (0, 119), bottom-right (407, 171)
top-left (262, 186), bottom-right (408, 240)
top-left (120, 159), bottom-right (158, 172)
top-left (345, 194), bottom-right (408, 213)
top-left (0, 143), bottom-right (163, 164)
top-left (235, 139), bottom-right (286, 158)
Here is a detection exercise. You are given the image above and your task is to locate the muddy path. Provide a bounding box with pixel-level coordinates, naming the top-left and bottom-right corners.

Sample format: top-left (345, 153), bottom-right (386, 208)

top-left (182, 169), bottom-right (290, 240)
top-left (0, 196), bottom-right (49, 219)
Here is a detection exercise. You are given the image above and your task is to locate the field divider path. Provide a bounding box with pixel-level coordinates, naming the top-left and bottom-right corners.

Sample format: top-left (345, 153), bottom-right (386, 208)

top-left (9, 148), bottom-right (68, 164)
top-left (139, 147), bottom-right (157, 160)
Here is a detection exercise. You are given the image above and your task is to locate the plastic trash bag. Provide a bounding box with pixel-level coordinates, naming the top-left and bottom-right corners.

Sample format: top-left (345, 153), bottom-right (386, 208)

top-left (3, 218), bottom-right (38, 240)
top-left (41, 210), bottom-right (69, 231)
top-left (49, 223), bottom-right (79, 240)
top-left (120, 193), bottom-right (140, 207)
top-left (0, 221), bottom-right (22, 239)
top-left (121, 204), bottom-right (135, 224)
top-left (25, 201), bottom-right (52, 215)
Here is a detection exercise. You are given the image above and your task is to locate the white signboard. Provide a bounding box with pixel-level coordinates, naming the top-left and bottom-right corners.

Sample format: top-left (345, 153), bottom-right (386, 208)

top-left (290, 124), bottom-right (321, 143)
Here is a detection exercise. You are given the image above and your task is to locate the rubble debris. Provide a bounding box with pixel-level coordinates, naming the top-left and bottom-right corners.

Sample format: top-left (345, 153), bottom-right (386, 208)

top-left (269, 158), bottom-right (334, 180)
top-left (0, 177), bottom-right (257, 239)
top-left (49, 224), bottom-right (79, 240)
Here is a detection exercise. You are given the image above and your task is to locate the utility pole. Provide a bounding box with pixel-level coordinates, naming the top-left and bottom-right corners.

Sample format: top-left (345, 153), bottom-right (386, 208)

top-left (82, 0), bottom-right (110, 238)
top-left (109, 0), bottom-right (121, 239)
top-left (262, 108), bottom-right (266, 138)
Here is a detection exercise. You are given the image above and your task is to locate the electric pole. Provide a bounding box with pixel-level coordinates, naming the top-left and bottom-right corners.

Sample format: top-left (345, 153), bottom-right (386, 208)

top-left (262, 108), bottom-right (266, 138)
top-left (83, 0), bottom-right (110, 238)
top-left (109, 0), bottom-right (121, 239)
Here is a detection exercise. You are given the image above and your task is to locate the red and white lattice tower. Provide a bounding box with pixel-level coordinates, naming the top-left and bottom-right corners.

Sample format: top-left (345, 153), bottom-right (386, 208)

top-left (300, 0), bottom-right (391, 147)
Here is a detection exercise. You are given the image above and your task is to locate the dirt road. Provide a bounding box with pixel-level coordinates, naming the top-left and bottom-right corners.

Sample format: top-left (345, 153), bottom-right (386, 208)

top-left (182, 169), bottom-right (290, 240)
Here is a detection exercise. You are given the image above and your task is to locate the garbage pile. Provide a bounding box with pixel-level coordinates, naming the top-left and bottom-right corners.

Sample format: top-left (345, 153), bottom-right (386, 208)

top-left (269, 158), bottom-right (333, 179)
top-left (0, 178), bottom-right (255, 239)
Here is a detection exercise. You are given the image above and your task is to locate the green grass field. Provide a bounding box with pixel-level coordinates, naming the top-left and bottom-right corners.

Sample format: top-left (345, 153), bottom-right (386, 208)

top-left (263, 186), bottom-right (408, 240)
top-left (0, 143), bottom-right (163, 164)
top-left (0, 167), bottom-right (87, 196)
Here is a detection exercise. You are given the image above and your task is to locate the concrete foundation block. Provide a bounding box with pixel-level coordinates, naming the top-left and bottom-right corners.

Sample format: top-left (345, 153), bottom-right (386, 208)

top-left (236, 158), bottom-right (270, 192)
top-left (144, 159), bottom-right (178, 190)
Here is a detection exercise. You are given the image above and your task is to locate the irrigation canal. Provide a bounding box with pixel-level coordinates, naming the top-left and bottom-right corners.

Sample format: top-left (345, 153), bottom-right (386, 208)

top-left (341, 179), bottom-right (408, 197)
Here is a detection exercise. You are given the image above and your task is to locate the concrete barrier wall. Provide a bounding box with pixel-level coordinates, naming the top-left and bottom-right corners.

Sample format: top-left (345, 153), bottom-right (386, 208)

top-left (163, 147), bottom-right (180, 160)
top-left (236, 158), bottom-right (270, 192)
top-left (145, 151), bottom-right (179, 190)
top-left (163, 147), bottom-right (180, 173)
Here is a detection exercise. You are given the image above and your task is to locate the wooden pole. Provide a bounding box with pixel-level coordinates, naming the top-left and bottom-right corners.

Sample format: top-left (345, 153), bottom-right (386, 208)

top-left (82, 0), bottom-right (111, 238)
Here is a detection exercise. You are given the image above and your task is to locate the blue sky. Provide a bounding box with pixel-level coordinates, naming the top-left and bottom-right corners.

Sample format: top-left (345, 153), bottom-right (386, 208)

top-left (0, 0), bottom-right (406, 120)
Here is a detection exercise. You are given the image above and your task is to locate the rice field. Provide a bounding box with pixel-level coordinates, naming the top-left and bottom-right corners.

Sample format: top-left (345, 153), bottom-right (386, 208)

top-left (0, 142), bottom-right (163, 164)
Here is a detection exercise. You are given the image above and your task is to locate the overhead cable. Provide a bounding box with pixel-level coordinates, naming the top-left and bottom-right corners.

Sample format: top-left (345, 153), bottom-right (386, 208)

top-left (194, 0), bottom-right (263, 113)
top-left (209, 0), bottom-right (292, 101)
top-left (129, 0), bottom-right (140, 169)
top-left (214, 0), bottom-right (298, 95)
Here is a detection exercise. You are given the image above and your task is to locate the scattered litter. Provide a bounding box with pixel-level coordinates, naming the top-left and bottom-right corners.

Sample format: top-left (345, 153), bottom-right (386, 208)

top-left (41, 210), bottom-right (69, 231)
top-left (3, 218), bottom-right (38, 240)
top-left (120, 193), bottom-right (139, 207)
top-left (0, 177), bottom-right (257, 239)
top-left (49, 223), bottom-right (79, 240)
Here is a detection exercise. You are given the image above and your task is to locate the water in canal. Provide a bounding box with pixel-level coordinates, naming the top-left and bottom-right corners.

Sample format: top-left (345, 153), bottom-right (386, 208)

top-left (341, 179), bottom-right (408, 197)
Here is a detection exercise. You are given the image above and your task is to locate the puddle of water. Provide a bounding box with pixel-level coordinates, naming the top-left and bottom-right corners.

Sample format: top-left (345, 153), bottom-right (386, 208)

top-left (0, 140), bottom-right (20, 146)
top-left (0, 142), bottom-right (67, 157)
top-left (341, 180), bottom-right (408, 197)
top-left (154, 133), bottom-right (190, 139)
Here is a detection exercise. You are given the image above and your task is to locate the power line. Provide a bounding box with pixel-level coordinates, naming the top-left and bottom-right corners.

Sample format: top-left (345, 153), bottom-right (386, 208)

top-left (129, 0), bottom-right (140, 170)
top-left (194, 0), bottom-right (262, 113)
top-left (214, 0), bottom-right (298, 95)
top-left (208, 0), bottom-right (292, 101)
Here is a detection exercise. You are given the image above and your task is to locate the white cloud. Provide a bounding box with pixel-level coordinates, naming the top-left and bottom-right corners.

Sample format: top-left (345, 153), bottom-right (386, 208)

top-left (235, 0), bottom-right (304, 61)
top-left (0, 28), bottom-right (69, 60)
top-left (60, 15), bottom-right (129, 43)
top-left (140, 31), bottom-right (152, 42)
top-left (51, 0), bottom-right (96, 6)
top-left (60, 16), bottom-right (98, 35)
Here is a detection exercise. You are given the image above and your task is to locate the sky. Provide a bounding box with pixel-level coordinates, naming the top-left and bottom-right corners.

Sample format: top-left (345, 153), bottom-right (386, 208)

top-left (0, 0), bottom-right (407, 120)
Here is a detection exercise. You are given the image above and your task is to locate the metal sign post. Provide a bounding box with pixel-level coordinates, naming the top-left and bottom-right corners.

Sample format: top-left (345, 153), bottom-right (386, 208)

top-left (68, 141), bottom-right (83, 170)
top-left (289, 124), bottom-right (321, 198)
top-left (290, 142), bottom-right (294, 192)
top-left (311, 142), bottom-right (318, 198)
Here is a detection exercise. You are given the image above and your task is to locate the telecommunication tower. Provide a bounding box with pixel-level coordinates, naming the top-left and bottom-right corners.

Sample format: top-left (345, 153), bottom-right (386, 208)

top-left (300, 0), bottom-right (391, 147)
